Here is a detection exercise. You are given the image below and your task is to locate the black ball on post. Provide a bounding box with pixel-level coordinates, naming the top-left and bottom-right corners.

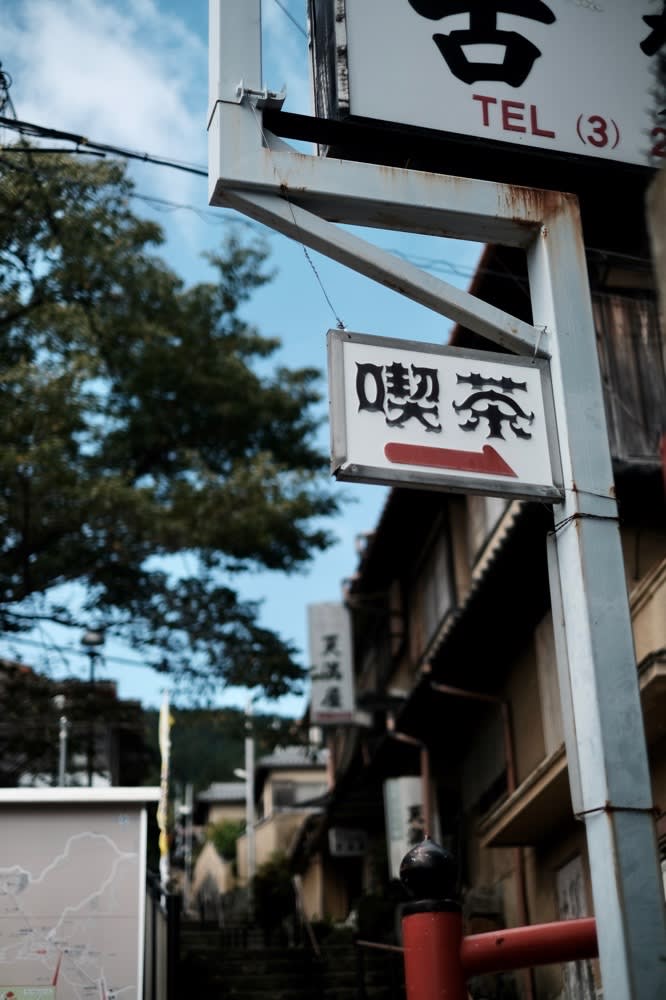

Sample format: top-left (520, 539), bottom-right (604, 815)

top-left (399, 836), bottom-right (458, 904)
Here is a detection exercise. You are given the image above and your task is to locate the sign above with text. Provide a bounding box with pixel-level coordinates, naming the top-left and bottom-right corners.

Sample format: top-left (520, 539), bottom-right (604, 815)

top-left (314, 0), bottom-right (665, 167)
top-left (328, 330), bottom-right (563, 501)
top-left (308, 602), bottom-right (356, 726)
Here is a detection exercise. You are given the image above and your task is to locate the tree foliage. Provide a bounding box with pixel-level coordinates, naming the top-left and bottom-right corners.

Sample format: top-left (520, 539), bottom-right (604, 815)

top-left (143, 706), bottom-right (301, 791)
top-left (0, 658), bottom-right (153, 786)
top-left (208, 819), bottom-right (245, 862)
top-left (0, 149), bottom-right (338, 697)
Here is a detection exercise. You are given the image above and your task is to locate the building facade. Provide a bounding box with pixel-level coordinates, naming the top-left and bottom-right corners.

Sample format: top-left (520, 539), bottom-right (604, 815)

top-left (293, 241), bottom-right (666, 998)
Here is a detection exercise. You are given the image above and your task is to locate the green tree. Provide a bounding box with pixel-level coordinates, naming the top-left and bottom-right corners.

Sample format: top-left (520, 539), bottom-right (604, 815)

top-left (0, 658), bottom-right (154, 786)
top-left (252, 852), bottom-right (296, 943)
top-left (0, 149), bottom-right (338, 698)
top-left (208, 819), bottom-right (244, 861)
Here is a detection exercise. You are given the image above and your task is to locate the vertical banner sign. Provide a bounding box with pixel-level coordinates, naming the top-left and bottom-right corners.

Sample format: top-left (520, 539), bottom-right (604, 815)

top-left (157, 692), bottom-right (172, 888)
top-left (308, 602), bottom-right (355, 725)
top-left (383, 777), bottom-right (441, 879)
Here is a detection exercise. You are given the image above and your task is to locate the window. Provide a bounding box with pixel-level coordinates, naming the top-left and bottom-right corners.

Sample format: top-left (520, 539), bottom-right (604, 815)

top-left (419, 526), bottom-right (454, 647)
top-left (271, 781), bottom-right (327, 809)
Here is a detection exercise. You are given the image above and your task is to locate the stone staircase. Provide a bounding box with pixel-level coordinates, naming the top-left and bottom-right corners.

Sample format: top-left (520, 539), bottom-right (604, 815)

top-left (179, 924), bottom-right (406, 1000)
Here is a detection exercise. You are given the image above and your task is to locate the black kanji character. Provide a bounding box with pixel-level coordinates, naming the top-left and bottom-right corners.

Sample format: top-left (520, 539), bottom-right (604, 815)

top-left (407, 803), bottom-right (425, 845)
top-left (356, 358), bottom-right (443, 431)
top-left (321, 686), bottom-right (342, 708)
top-left (641, 3), bottom-right (666, 56)
top-left (407, 0), bottom-right (556, 87)
top-left (322, 634), bottom-right (340, 655)
top-left (386, 399), bottom-right (442, 431)
top-left (411, 365), bottom-right (441, 402)
top-left (453, 372), bottom-right (534, 439)
top-left (385, 361), bottom-right (442, 430)
top-left (457, 372), bottom-right (527, 393)
top-left (312, 660), bottom-right (343, 682)
top-left (385, 361), bottom-right (411, 398)
top-left (356, 363), bottom-right (386, 413)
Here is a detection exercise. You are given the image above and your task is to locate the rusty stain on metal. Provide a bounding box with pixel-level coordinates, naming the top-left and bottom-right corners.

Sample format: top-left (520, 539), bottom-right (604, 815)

top-left (499, 184), bottom-right (563, 225)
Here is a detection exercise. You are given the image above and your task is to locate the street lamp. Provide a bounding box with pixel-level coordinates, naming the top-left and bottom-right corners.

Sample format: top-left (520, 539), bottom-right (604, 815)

top-left (53, 693), bottom-right (68, 787)
top-left (81, 627), bottom-right (105, 786)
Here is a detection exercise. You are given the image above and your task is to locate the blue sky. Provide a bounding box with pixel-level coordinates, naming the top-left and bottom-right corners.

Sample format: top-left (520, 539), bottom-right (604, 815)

top-left (1, 0), bottom-right (480, 715)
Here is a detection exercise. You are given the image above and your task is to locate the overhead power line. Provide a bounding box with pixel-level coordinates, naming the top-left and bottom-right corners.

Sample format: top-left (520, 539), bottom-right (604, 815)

top-left (0, 115), bottom-right (207, 177)
top-left (273, 0), bottom-right (308, 39)
top-left (1, 632), bottom-right (160, 671)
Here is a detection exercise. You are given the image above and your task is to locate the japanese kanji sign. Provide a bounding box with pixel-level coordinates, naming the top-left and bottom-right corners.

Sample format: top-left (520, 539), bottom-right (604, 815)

top-left (328, 330), bottom-right (562, 500)
top-left (332, 0), bottom-right (665, 167)
top-left (308, 602), bottom-right (355, 725)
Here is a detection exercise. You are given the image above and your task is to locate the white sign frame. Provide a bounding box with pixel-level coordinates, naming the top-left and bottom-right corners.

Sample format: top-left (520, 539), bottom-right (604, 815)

top-left (329, 329), bottom-right (562, 501)
top-left (324, 0), bottom-right (665, 169)
top-left (0, 788), bottom-right (159, 1000)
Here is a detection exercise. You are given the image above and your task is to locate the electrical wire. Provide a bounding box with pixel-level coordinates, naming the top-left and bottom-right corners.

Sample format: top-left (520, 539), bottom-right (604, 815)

top-left (0, 632), bottom-right (159, 671)
top-left (0, 115), bottom-right (207, 177)
top-left (0, 115), bottom-right (654, 282)
top-left (272, 0), bottom-right (308, 39)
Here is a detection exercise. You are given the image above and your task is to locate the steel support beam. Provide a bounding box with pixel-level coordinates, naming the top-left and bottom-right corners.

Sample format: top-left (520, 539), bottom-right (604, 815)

top-left (223, 188), bottom-right (543, 356)
top-left (209, 4), bottom-right (666, 995)
top-left (527, 199), bottom-right (666, 999)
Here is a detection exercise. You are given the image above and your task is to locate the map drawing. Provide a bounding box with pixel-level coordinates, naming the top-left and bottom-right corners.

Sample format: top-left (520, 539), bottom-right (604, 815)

top-left (0, 807), bottom-right (144, 1000)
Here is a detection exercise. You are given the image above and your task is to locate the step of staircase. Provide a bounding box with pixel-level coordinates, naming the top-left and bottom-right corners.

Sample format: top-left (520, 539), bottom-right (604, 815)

top-left (179, 929), bottom-right (405, 1000)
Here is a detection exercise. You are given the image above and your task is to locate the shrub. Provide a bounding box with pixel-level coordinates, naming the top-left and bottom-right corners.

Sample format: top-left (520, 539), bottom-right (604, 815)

top-left (208, 820), bottom-right (244, 861)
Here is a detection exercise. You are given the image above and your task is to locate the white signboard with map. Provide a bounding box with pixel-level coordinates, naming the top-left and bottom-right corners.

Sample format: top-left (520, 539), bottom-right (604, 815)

top-left (0, 789), bottom-right (159, 1000)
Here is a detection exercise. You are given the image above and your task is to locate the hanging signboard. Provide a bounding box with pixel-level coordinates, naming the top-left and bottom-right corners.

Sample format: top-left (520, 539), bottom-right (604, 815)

top-left (328, 329), bottom-right (562, 501)
top-left (309, 0), bottom-right (665, 169)
top-left (383, 777), bottom-right (442, 880)
top-left (328, 827), bottom-right (368, 857)
top-left (308, 602), bottom-right (356, 725)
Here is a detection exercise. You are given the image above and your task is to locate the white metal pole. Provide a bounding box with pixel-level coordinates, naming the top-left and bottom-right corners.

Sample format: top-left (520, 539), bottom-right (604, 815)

top-left (245, 702), bottom-right (256, 895)
top-left (184, 782), bottom-right (193, 912)
top-left (58, 714), bottom-right (68, 786)
top-left (527, 196), bottom-right (666, 999)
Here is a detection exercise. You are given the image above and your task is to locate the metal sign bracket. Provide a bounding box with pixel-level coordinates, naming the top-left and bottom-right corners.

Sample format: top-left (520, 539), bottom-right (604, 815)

top-left (209, 3), bottom-right (666, 996)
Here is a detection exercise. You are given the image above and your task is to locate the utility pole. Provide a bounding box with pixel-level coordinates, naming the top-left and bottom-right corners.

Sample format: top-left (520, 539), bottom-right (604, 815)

top-left (53, 694), bottom-right (68, 786)
top-left (183, 782), bottom-right (194, 912)
top-left (245, 700), bottom-right (256, 900)
top-left (81, 628), bottom-right (105, 786)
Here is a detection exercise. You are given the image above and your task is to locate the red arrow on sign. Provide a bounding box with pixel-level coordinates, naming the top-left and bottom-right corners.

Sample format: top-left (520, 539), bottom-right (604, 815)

top-left (384, 442), bottom-right (518, 478)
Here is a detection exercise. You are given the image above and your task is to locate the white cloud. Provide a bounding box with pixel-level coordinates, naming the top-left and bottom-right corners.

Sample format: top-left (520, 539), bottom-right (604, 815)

top-left (3, 0), bottom-right (207, 211)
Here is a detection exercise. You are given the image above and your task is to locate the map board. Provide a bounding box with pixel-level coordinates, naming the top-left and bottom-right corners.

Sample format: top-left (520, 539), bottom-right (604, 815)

top-left (0, 789), bottom-right (158, 1000)
top-left (328, 329), bottom-right (562, 501)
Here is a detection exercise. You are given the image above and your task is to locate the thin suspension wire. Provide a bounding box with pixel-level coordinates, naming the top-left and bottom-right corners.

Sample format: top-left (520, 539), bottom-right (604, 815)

top-left (272, 0), bottom-right (308, 39)
top-left (249, 101), bottom-right (346, 329)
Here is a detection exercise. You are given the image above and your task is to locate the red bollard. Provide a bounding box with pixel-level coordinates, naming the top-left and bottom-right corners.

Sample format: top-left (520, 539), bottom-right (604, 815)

top-left (402, 908), bottom-right (467, 1000)
top-left (400, 838), bottom-right (467, 1000)
top-left (399, 839), bottom-right (599, 999)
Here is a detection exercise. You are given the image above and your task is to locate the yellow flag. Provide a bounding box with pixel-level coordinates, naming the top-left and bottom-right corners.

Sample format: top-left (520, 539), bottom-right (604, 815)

top-left (156, 692), bottom-right (173, 887)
